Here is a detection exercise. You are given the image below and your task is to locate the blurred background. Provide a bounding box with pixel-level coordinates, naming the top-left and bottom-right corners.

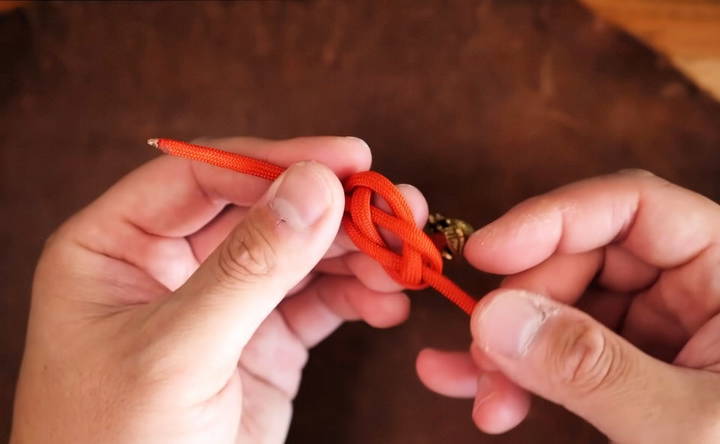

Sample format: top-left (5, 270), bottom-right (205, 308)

top-left (1, 1), bottom-right (719, 443)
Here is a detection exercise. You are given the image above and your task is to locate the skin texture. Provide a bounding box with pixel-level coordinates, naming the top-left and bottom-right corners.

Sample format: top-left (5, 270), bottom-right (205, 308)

top-left (416, 170), bottom-right (720, 443)
top-left (11, 136), bottom-right (428, 444)
top-left (13, 140), bottom-right (720, 443)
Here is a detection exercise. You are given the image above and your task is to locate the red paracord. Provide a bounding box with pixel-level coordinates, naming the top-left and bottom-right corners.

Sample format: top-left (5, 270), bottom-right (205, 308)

top-left (152, 138), bottom-right (477, 315)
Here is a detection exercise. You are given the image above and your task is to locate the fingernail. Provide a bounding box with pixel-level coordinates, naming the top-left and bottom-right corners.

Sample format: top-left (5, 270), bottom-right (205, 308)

top-left (345, 136), bottom-right (369, 151)
top-left (269, 161), bottom-right (333, 230)
top-left (473, 290), bottom-right (553, 359)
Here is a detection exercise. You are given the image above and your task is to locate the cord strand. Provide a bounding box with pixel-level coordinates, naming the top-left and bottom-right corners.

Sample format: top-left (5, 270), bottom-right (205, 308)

top-left (151, 138), bottom-right (477, 315)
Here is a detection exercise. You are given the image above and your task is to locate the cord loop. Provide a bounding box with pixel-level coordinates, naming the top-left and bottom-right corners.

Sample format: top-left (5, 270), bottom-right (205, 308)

top-left (342, 171), bottom-right (443, 289)
top-left (151, 138), bottom-right (477, 315)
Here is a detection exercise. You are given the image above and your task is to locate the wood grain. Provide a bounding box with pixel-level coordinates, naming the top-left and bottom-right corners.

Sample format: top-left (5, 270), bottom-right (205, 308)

top-left (581, 0), bottom-right (720, 100)
top-left (0, 1), bottom-right (26, 14)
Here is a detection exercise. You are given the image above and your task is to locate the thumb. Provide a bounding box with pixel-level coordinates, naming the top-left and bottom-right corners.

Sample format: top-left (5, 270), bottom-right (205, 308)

top-left (153, 161), bottom-right (344, 381)
top-left (471, 289), bottom-right (720, 443)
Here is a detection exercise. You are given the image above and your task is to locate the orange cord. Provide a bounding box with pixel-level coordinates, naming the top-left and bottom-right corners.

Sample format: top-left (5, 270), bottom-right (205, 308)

top-left (151, 138), bottom-right (477, 315)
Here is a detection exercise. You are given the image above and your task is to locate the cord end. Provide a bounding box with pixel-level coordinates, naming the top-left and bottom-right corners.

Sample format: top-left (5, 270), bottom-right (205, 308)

top-left (147, 138), bottom-right (160, 148)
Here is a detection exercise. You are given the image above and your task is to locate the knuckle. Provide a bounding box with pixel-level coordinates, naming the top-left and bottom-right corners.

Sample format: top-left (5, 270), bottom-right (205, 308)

top-left (43, 228), bottom-right (62, 250)
top-left (216, 217), bottom-right (277, 285)
top-left (41, 220), bottom-right (76, 254)
top-left (549, 320), bottom-right (626, 396)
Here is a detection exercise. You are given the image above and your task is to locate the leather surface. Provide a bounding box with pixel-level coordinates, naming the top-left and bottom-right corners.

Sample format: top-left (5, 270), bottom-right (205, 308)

top-left (1, 1), bottom-right (719, 442)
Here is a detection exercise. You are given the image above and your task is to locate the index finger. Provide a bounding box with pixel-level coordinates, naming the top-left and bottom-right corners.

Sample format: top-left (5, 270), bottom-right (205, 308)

top-left (82, 136), bottom-right (372, 238)
top-left (465, 171), bottom-right (720, 274)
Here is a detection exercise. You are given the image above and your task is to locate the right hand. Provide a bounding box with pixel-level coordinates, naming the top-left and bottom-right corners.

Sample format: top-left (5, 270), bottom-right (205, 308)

top-left (417, 170), bottom-right (720, 443)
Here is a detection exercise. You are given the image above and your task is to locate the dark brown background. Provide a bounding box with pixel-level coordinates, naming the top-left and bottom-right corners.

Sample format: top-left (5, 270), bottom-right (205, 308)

top-left (1, 1), bottom-right (719, 443)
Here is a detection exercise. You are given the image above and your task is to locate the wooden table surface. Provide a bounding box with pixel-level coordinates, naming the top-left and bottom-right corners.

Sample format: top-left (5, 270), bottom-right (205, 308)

top-left (581, 0), bottom-right (720, 101)
top-left (1, 1), bottom-right (719, 443)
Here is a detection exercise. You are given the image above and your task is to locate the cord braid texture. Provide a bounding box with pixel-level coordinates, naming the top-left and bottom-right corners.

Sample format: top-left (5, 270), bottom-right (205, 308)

top-left (154, 138), bottom-right (477, 315)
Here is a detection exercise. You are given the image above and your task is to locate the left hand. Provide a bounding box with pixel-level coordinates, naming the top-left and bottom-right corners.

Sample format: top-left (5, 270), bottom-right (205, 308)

top-left (11, 136), bottom-right (428, 444)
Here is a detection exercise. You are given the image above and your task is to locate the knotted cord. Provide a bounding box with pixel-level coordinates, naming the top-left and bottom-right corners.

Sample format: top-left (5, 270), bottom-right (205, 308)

top-left (150, 138), bottom-right (477, 315)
